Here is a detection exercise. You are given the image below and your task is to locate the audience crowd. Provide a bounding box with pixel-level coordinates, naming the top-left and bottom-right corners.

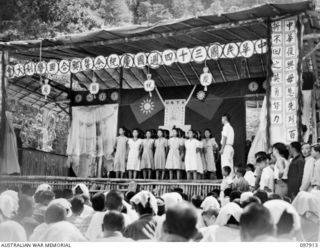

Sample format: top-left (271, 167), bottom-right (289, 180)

top-left (0, 141), bottom-right (320, 242)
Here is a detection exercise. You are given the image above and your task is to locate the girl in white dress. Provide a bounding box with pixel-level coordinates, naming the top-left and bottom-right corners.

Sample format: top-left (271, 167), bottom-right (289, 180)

top-left (154, 129), bottom-right (168, 180)
top-left (195, 130), bottom-right (205, 179)
top-left (112, 127), bottom-right (128, 178)
top-left (141, 130), bottom-right (155, 179)
top-left (165, 128), bottom-right (182, 180)
top-left (185, 130), bottom-right (201, 180)
top-left (202, 129), bottom-right (218, 180)
top-left (127, 129), bottom-right (143, 179)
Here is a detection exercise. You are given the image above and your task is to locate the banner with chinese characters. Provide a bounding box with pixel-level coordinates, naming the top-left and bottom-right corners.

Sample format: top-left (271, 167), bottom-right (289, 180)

top-left (164, 99), bottom-right (186, 127)
top-left (5, 39), bottom-right (267, 79)
top-left (270, 17), bottom-right (301, 144)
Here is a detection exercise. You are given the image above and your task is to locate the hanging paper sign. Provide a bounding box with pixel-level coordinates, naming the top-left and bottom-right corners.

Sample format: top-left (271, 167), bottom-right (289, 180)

top-left (286, 86), bottom-right (297, 98)
top-left (271, 21), bottom-right (282, 32)
top-left (47, 61), bottom-right (59, 75)
top-left (41, 84), bottom-right (51, 97)
top-left (35, 61), bottom-right (47, 75)
top-left (162, 49), bottom-right (176, 66)
top-left (98, 92), bottom-right (107, 102)
top-left (176, 48), bottom-right (191, 64)
top-left (14, 64), bottom-right (25, 77)
top-left (285, 32), bottom-right (296, 45)
top-left (287, 128), bottom-right (298, 141)
top-left (120, 54), bottom-right (134, 68)
top-left (70, 59), bottom-right (82, 74)
top-left (271, 100), bottom-right (282, 112)
top-left (271, 72), bottom-right (282, 85)
top-left (107, 54), bottom-right (120, 69)
top-left (223, 43), bottom-right (239, 58)
top-left (5, 65), bottom-right (15, 78)
top-left (164, 99), bottom-right (186, 126)
top-left (25, 62), bottom-right (36, 76)
top-left (285, 59), bottom-right (296, 71)
top-left (285, 72), bottom-right (296, 85)
top-left (110, 91), bottom-right (119, 102)
top-left (239, 41), bottom-right (254, 58)
top-left (134, 53), bottom-right (147, 68)
top-left (285, 46), bottom-right (296, 57)
top-left (148, 51), bottom-right (162, 68)
top-left (144, 74), bottom-right (155, 96)
top-left (271, 113), bottom-right (282, 125)
top-left (59, 60), bottom-right (70, 74)
top-left (94, 56), bottom-right (106, 70)
top-left (200, 67), bottom-right (212, 91)
top-left (286, 100), bottom-right (297, 112)
top-left (89, 82), bottom-right (99, 95)
top-left (86, 93), bottom-right (94, 102)
top-left (192, 46), bottom-right (207, 63)
top-left (207, 43), bottom-right (223, 60)
top-left (255, 39), bottom-right (267, 54)
top-left (271, 46), bottom-right (283, 57)
top-left (75, 94), bottom-right (83, 103)
top-left (286, 114), bottom-right (297, 127)
top-left (271, 86), bottom-right (282, 98)
top-left (81, 57), bottom-right (94, 71)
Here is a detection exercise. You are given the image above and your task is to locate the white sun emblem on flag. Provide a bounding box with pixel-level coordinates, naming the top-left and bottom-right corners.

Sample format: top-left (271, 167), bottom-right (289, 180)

top-left (140, 99), bottom-right (155, 115)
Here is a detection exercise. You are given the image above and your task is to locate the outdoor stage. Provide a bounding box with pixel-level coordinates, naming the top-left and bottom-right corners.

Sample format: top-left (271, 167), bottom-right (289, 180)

top-left (0, 175), bottom-right (221, 197)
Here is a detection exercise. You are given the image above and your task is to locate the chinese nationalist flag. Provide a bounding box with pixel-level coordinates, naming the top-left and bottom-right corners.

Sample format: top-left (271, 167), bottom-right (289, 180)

top-left (130, 93), bottom-right (164, 124)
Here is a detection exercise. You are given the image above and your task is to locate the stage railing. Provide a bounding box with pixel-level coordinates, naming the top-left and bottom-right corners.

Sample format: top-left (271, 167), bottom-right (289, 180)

top-left (0, 175), bottom-right (221, 197)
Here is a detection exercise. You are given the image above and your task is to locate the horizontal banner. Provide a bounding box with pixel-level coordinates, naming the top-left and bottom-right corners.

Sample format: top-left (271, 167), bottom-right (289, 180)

top-left (6, 39), bottom-right (267, 79)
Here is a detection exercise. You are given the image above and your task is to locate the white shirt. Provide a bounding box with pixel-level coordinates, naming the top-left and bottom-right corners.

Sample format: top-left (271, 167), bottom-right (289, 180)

top-left (300, 156), bottom-right (315, 191)
top-left (259, 166), bottom-right (274, 192)
top-left (244, 171), bottom-right (256, 187)
top-left (221, 123), bottom-right (234, 146)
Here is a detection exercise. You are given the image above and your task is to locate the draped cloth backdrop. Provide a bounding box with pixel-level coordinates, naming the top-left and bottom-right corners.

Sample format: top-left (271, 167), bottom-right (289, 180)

top-left (67, 104), bottom-right (118, 177)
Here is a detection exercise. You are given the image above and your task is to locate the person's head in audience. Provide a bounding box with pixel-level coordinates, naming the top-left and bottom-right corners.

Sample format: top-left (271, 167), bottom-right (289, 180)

top-left (191, 195), bottom-right (203, 209)
top-left (230, 191), bottom-right (241, 202)
top-left (222, 166), bottom-right (231, 178)
top-left (241, 196), bottom-right (261, 208)
top-left (289, 142), bottom-right (302, 158)
top-left (224, 188), bottom-right (232, 198)
top-left (105, 190), bottom-right (123, 212)
top-left (70, 196), bottom-right (85, 216)
top-left (102, 211), bottom-right (125, 237)
top-left (272, 143), bottom-right (289, 160)
top-left (240, 203), bottom-right (275, 242)
top-left (255, 151), bottom-right (269, 169)
top-left (39, 191), bottom-right (55, 206)
top-left (254, 190), bottom-right (268, 204)
top-left (62, 189), bottom-right (73, 200)
top-left (91, 193), bottom-right (105, 212)
top-left (157, 197), bottom-right (165, 216)
top-left (206, 191), bottom-right (219, 200)
top-left (45, 204), bottom-right (67, 224)
top-left (301, 143), bottom-right (312, 158)
top-left (125, 191), bottom-right (136, 203)
top-left (163, 202), bottom-right (198, 241)
top-left (17, 195), bottom-right (34, 219)
top-left (236, 167), bottom-right (246, 179)
top-left (246, 164), bottom-right (255, 172)
top-left (53, 189), bottom-right (63, 199)
top-left (21, 184), bottom-right (34, 197)
top-left (201, 209), bottom-right (219, 227)
top-left (311, 144), bottom-right (320, 160)
top-left (130, 191), bottom-right (157, 216)
top-left (34, 191), bottom-right (43, 204)
top-left (269, 194), bottom-right (282, 200)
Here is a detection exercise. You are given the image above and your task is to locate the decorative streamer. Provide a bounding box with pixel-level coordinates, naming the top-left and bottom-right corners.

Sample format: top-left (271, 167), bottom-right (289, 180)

top-left (297, 15), bottom-right (304, 142)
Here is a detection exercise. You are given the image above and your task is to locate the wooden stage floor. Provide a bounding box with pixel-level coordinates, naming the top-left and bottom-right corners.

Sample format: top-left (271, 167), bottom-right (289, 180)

top-left (0, 175), bottom-right (221, 197)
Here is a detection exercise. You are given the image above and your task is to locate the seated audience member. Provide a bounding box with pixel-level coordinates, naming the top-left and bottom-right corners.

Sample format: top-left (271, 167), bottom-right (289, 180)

top-left (33, 190), bottom-right (55, 223)
top-left (239, 192), bottom-right (253, 207)
top-left (259, 154), bottom-right (275, 193)
top-left (160, 202), bottom-right (198, 242)
top-left (62, 189), bottom-right (74, 200)
top-left (86, 190), bottom-right (131, 240)
top-left (240, 203), bottom-right (276, 242)
top-left (96, 211), bottom-right (133, 242)
top-left (244, 164), bottom-right (256, 189)
top-left (287, 142), bottom-right (305, 199)
top-left (310, 144), bottom-right (320, 190)
top-left (156, 197), bottom-right (165, 217)
top-left (48, 198), bottom-right (72, 218)
top-left (21, 184), bottom-right (35, 197)
top-left (254, 151), bottom-right (269, 190)
top-left (203, 202), bottom-right (242, 242)
top-left (191, 195), bottom-right (204, 228)
top-left (124, 191), bottom-right (158, 241)
top-left (72, 184), bottom-right (93, 217)
top-left (35, 184), bottom-right (52, 193)
top-left (254, 190), bottom-right (268, 204)
top-left (241, 196), bottom-right (261, 209)
top-left (269, 194), bottom-right (282, 200)
top-left (300, 143), bottom-right (315, 192)
top-left (0, 220), bottom-right (27, 242)
top-left (198, 196), bottom-right (220, 231)
top-left (68, 196), bottom-right (88, 234)
top-left (0, 191), bottom-right (19, 221)
top-left (232, 168), bottom-right (250, 192)
top-left (229, 190), bottom-right (241, 203)
top-left (264, 200), bottom-right (304, 241)
top-left (220, 166), bottom-right (233, 199)
top-left (125, 191), bottom-right (136, 203)
top-left (221, 188), bottom-right (232, 207)
top-left (292, 191), bottom-right (320, 242)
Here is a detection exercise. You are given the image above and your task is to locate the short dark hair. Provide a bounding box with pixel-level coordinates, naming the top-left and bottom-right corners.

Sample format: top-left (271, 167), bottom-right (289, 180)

top-left (45, 204), bottom-right (66, 224)
top-left (224, 188), bottom-right (232, 197)
top-left (312, 144), bottom-right (320, 153)
top-left (290, 142), bottom-right (302, 153)
top-left (125, 191), bottom-right (136, 203)
top-left (272, 143), bottom-right (289, 160)
top-left (240, 203), bottom-right (274, 241)
top-left (254, 190), bottom-right (268, 204)
top-left (103, 211), bottom-right (125, 232)
top-left (70, 196), bottom-right (85, 214)
top-left (230, 191), bottom-right (241, 202)
top-left (222, 113), bottom-right (231, 121)
top-left (255, 151), bottom-right (269, 163)
top-left (246, 164), bottom-right (255, 172)
top-left (241, 196), bottom-right (261, 208)
top-left (236, 168), bottom-right (246, 177)
top-left (92, 193), bottom-right (105, 211)
top-left (223, 166), bottom-right (231, 175)
top-left (191, 195), bottom-right (203, 209)
top-left (277, 210), bottom-right (294, 235)
top-left (106, 190), bottom-right (123, 211)
top-left (39, 191), bottom-right (55, 204)
top-left (268, 194), bottom-right (282, 200)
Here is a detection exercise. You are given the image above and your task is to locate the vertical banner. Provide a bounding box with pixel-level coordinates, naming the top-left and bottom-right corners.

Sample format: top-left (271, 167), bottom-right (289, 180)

top-left (164, 99), bottom-right (186, 126)
top-left (269, 17), bottom-right (301, 144)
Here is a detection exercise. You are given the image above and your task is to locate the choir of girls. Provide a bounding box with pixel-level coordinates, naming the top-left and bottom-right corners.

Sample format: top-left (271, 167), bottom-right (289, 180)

top-left (112, 127), bottom-right (219, 180)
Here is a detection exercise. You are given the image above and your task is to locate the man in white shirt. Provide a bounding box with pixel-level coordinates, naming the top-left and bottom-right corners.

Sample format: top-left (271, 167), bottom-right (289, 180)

top-left (219, 113), bottom-right (235, 172)
top-left (300, 143), bottom-right (315, 192)
top-left (259, 154), bottom-right (274, 193)
top-left (244, 164), bottom-right (256, 190)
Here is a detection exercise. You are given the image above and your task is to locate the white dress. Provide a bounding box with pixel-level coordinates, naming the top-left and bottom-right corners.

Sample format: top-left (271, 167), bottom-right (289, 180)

top-left (196, 140), bottom-right (204, 174)
top-left (185, 139), bottom-right (199, 172)
top-left (127, 139), bottom-right (142, 171)
top-left (165, 137), bottom-right (181, 170)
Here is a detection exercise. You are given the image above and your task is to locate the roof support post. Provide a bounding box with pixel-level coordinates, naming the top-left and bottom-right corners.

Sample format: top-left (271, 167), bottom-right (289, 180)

top-left (117, 67), bottom-right (123, 131)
